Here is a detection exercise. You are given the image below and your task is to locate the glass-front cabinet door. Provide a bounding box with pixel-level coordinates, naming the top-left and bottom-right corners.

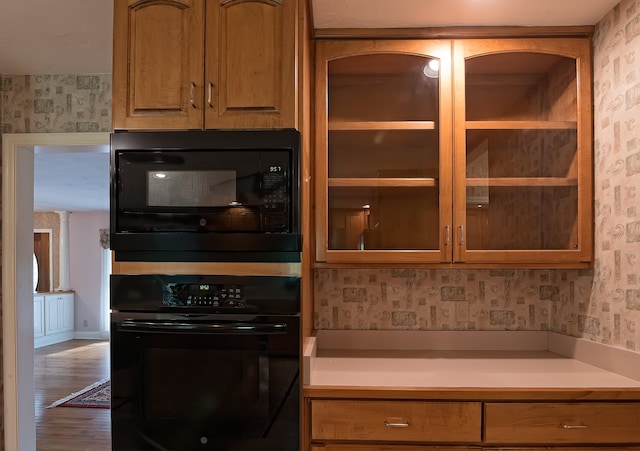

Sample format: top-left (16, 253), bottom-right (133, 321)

top-left (315, 40), bottom-right (453, 263)
top-left (452, 39), bottom-right (593, 265)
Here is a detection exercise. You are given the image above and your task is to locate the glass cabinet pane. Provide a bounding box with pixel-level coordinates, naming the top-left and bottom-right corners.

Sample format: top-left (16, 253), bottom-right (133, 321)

top-left (328, 54), bottom-right (440, 122)
top-left (329, 186), bottom-right (440, 250)
top-left (465, 52), bottom-right (577, 122)
top-left (466, 185), bottom-right (578, 250)
top-left (329, 130), bottom-right (439, 178)
top-left (466, 129), bottom-right (578, 178)
top-left (463, 51), bottom-right (580, 253)
top-left (325, 51), bottom-right (443, 253)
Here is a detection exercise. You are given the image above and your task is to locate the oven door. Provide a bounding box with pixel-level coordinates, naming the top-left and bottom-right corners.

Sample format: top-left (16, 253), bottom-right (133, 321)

top-left (110, 312), bottom-right (300, 451)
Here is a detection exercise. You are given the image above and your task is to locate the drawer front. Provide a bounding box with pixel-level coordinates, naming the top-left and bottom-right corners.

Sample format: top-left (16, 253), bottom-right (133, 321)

top-left (485, 402), bottom-right (640, 444)
top-left (311, 400), bottom-right (482, 443)
top-left (489, 448), bottom-right (640, 451)
top-left (315, 446), bottom-right (479, 451)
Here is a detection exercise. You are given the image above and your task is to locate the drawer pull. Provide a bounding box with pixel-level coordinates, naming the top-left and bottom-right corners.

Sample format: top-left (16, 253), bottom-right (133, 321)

top-left (561, 423), bottom-right (588, 429)
top-left (384, 420), bottom-right (410, 428)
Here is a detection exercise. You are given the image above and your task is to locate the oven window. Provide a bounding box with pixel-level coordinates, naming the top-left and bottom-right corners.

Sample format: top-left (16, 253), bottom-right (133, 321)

top-left (147, 170), bottom-right (237, 207)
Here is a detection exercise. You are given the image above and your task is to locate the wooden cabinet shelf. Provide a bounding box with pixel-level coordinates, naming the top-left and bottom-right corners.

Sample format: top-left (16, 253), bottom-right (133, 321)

top-left (329, 178), bottom-right (438, 187)
top-left (466, 177), bottom-right (578, 187)
top-left (329, 121), bottom-right (437, 130)
top-left (466, 120), bottom-right (578, 130)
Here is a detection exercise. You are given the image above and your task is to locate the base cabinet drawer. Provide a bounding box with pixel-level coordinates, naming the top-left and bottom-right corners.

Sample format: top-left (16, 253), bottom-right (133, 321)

top-left (485, 448), bottom-right (640, 450)
top-left (311, 400), bottom-right (482, 443)
top-left (312, 446), bottom-right (480, 450)
top-left (484, 403), bottom-right (640, 445)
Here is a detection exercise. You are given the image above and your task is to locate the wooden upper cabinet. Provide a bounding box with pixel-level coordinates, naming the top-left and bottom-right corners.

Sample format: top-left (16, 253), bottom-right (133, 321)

top-left (453, 38), bottom-right (593, 266)
top-left (205, 0), bottom-right (296, 129)
top-left (315, 40), bottom-right (454, 264)
top-left (315, 37), bottom-right (593, 267)
top-left (112, 0), bottom-right (204, 130)
top-left (112, 0), bottom-right (296, 130)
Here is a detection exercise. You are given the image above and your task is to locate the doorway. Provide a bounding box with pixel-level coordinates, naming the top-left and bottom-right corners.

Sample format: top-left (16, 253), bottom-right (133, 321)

top-left (33, 230), bottom-right (52, 292)
top-left (2, 132), bottom-right (110, 451)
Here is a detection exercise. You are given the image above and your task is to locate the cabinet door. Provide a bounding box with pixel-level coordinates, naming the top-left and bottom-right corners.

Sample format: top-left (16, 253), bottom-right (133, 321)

top-left (34, 295), bottom-right (45, 338)
top-left (44, 295), bottom-right (61, 335)
top-left (112, 0), bottom-right (204, 130)
top-left (59, 294), bottom-right (74, 333)
top-left (204, 0), bottom-right (296, 129)
top-left (315, 40), bottom-right (454, 264)
top-left (452, 38), bottom-right (593, 265)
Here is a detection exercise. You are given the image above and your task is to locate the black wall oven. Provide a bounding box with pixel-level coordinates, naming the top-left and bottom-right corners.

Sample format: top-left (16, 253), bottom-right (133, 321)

top-left (110, 274), bottom-right (300, 451)
top-left (110, 129), bottom-right (300, 262)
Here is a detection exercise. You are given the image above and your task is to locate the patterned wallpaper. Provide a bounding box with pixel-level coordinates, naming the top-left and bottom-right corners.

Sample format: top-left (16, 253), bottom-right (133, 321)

top-left (315, 0), bottom-right (640, 354)
top-left (590, 0), bottom-right (640, 351)
top-left (0, 74), bottom-right (111, 133)
top-left (315, 269), bottom-right (593, 331)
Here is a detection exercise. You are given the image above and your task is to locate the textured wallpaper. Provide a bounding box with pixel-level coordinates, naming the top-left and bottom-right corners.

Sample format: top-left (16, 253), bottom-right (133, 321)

top-left (315, 0), bottom-right (640, 354)
top-left (588, 0), bottom-right (640, 351)
top-left (315, 269), bottom-right (594, 331)
top-left (0, 74), bottom-right (111, 133)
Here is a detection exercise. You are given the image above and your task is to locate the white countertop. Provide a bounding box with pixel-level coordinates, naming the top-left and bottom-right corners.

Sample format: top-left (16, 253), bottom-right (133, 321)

top-left (310, 349), bottom-right (640, 388)
top-left (304, 331), bottom-right (640, 389)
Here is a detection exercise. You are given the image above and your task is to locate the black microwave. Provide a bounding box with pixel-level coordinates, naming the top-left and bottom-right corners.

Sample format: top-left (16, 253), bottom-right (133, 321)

top-left (110, 129), bottom-right (300, 262)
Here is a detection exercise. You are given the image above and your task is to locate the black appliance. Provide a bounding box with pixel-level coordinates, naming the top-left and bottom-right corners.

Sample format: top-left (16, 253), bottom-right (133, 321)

top-left (110, 274), bottom-right (300, 451)
top-left (110, 129), bottom-right (301, 262)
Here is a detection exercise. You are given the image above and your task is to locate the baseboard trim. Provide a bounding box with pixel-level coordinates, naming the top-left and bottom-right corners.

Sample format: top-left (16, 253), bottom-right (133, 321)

top-left (73, 331), bottom-right (107, 340)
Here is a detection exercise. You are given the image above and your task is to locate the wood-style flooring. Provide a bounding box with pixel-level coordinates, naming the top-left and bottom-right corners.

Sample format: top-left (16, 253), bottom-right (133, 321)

top-left (35, 339), bottom-right (111, 450)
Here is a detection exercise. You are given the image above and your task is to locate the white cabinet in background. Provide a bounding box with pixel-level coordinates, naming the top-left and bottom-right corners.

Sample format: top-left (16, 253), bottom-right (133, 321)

top-left (35, 292), bottom-right (74, 349)
top-left (33, 294), bottom-right (45, 338)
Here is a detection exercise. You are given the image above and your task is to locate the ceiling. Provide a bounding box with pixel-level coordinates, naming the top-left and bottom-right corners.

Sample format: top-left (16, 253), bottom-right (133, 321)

top-left (33, 145), bottom-right (110, 212)
top-left (1, 0), bottom-right (620, 212)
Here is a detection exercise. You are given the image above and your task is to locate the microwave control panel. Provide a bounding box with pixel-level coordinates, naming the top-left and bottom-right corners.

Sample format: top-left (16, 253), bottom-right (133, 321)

top-left (163, 283), bottom-right (246, 309)
top-left (260, 158), bottom-right (289, 231)
top-left (261, 169), bottom-right (286, 212)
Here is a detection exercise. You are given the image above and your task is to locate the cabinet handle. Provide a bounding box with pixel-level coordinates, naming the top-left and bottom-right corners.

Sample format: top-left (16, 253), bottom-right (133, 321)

top-left (190, 82), bottom-right (196, 109)
top-left (207, 82), bottom-right (214, 108)
top-left (561, 423), bottom-right (588, 429)
top-left (444, 225), bottom-right (451, 246)
top-left (384, 420), bottom-right (409, 428)
top-left (458, 225), bottom-right (464, 245)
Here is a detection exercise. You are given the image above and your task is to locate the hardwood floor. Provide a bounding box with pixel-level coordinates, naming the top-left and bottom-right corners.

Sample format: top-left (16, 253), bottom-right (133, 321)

top-left (35, 339), bottom-right (111, 450)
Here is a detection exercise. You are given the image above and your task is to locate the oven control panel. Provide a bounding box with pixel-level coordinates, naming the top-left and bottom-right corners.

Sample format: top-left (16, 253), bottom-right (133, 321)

top-left (162, 283), bottom-right (246, 309)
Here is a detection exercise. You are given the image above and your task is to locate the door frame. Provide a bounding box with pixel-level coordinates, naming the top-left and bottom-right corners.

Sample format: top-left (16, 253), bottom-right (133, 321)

top-left (2, 132), bottom-right (110, 451)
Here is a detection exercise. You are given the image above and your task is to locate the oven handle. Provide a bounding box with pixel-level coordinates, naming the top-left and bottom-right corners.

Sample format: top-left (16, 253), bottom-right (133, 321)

top-left (116, 320), bottom-right (288, 335)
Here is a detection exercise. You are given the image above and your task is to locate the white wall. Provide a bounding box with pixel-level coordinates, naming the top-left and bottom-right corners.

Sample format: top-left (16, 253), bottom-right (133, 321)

top-left (69, 211), bottom-right (109, 333)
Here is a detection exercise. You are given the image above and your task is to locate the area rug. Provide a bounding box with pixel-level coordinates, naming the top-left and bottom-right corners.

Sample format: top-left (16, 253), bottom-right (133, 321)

top-left (47, 379), bottom-right (110, 409)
